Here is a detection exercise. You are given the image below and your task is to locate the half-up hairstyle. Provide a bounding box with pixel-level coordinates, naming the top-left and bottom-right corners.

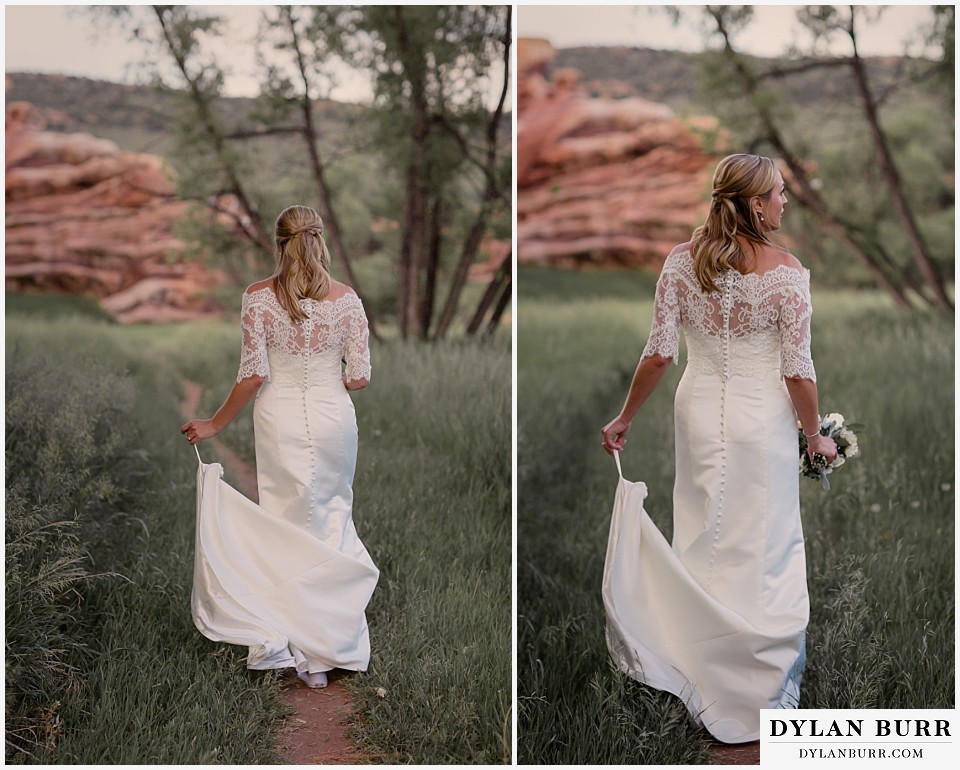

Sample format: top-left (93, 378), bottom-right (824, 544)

top-left (273, 204), bottom-right (332, 321)
top-left (690, 154), bottom-right (779, 293)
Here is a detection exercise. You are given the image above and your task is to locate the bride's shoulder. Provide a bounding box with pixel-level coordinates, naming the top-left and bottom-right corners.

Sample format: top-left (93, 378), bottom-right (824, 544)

top-left (757, 246), bottom-right (807, 277)
top-left (328, 280), bottom-right (357, 297)
top-left (327, 281), bottom-right (362, 306)
top-left (665, 242), bottom-right (694, 262)
top-left (778, 251), bottom-right (806, 273)
top-left (244, 278), bottom-right (276, 297)
top-left (661, 242), bottom-right (695, 274)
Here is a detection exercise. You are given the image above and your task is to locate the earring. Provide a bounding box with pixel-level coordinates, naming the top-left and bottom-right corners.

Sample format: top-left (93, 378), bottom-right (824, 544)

top-left (757, 211), bottom-right (764, 222)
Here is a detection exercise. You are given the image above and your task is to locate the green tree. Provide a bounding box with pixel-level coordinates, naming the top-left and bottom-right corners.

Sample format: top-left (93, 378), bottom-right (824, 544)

top-left (680, 5), bottom-right (953, 310)
top-left (98, 5), bottom-right (274, 287)
top-left (338, 5), bottom-right (511, 339)
top-left (796, 5), bottom-right (951, 309)
top-left (253, 5), bottom-right (384, 335)
top-left (99, 5), bottom-right (511, 336)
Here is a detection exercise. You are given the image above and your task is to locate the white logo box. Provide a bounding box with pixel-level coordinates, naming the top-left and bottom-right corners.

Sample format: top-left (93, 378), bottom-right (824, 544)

top-left (760, 709), bottom-right (956, 768)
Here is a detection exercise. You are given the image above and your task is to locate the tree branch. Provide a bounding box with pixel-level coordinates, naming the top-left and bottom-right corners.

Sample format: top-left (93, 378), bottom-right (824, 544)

top-left (756, 57), bottom-right (852, 81)
top-left (224, 125), bottom-right (304, 140)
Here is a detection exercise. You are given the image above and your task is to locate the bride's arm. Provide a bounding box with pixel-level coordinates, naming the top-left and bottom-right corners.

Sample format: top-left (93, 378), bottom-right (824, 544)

top-left (601, 252), bottom-right (683, 455)
top-left (182, 289), bottom-right (270, 445)
top-left (181, 376), bottom-right (264, 444)
top-left (783, 377), bottom-right (837, 462)
top-left (601, 354), bottom-right (672, 454)
top-left (343, 295), bottom-right (372, 391)
top-left (779, 269), bottom-right (836, 462)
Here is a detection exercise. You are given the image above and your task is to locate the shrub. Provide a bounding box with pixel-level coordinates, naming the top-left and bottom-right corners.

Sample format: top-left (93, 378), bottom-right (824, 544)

top-left (4, 347), bottom-right (134, 761)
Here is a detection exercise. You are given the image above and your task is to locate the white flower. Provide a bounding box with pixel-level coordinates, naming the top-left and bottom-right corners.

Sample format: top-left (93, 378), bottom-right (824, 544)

top-left (830, 456), bottom-right (845, 469)
top-left (869, 503), bottom-right (881, 513)
top-left (845, 441), bottom-right (860, 459)
top-left (376, 687), bottom-right (387, 698)
top-left (823, 412), bottom-right (844, 429)
top-left (911, 500), bottom-right (921, 509)
top-left (940, 483), bottom-right (952, 492)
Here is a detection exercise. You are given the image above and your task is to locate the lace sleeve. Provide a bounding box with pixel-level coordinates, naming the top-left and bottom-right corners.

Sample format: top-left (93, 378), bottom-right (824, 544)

top-left (237, 291), bottom-right (271, 383)
top-left (641, 263), bottom-right (682, 364)
top-left (344, 297), bottom-right (372, 382)
top-left (778, 271), bottom-right (817, 382)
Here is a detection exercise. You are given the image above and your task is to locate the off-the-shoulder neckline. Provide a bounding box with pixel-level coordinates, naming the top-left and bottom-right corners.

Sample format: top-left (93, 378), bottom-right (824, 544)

top-left (671, 249), bottom-right (809, 278)
top-left (245, 286), bottom-right (359, 306)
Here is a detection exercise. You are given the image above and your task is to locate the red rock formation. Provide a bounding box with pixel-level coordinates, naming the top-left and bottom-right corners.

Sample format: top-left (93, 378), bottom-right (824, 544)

top-left (518, 39), bottom-right (724, 270)
top-left (5, 101), bottom-right (227, 322)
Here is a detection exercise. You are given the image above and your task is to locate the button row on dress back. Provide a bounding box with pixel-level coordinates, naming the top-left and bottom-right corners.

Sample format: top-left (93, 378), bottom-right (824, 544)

top-left (707, 272), bottom-right (733, 589)
top-left (300, 316), bottom-right (318, 529)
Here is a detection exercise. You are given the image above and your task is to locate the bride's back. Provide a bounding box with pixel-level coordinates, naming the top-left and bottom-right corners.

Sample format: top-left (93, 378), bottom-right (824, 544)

top-left (239, 280), bottom-right (370, 390)
top-left (644, 245), bottom-right (814, 382)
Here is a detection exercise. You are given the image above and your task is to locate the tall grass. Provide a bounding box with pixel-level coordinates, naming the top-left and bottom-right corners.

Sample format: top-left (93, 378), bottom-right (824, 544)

top-left (5, 313), bottom-right (288, 764)
top-left (346, 342), bottom-right (511, 764)
top-left (6, 299), bottom-right (511, 764)
top-left (517, 268), bottom-right (954, 764)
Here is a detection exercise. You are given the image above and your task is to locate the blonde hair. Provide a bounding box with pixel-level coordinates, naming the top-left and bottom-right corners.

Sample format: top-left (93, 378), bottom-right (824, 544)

top-left (273, 205), bottom-right (332, 321)
top-left (690, 154), bottom-right (779, 293)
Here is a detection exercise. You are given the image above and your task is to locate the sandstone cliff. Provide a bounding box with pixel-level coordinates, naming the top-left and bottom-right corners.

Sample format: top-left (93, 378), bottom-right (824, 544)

top-left (518, 38), bottom-right (723, 270)
top-left (5, 101), bottom-right (227, 323)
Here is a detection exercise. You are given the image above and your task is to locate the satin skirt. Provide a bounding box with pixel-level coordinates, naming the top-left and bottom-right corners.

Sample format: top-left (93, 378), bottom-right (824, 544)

top-left (192, 380), bottom-right (379, 674)
top-left (602, 368), bottom-right (808, 743)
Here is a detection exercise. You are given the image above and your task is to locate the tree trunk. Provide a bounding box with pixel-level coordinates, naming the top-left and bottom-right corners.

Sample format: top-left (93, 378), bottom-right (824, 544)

top-left (419, 195), bottom-right (442, 339)
top-left (398, 168), bottom-right (424, 338)
top-left (484, 268), bottom-right (512, 337)
top-left (467, 254), bottom-right (510, 336)
top-left (394, 6), bottom-right (432, 338)
top-left (434, 6), bottom-right (512, 340)
top-left (846, 12), bottom-right (952, 310)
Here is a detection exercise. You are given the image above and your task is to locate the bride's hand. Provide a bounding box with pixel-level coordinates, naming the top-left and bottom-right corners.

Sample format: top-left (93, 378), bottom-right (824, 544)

top-left (807, 433), bottom-right (838, 464)
top-left (181, 418), bottom-right (219, 445)
top-left (601, 416), bottom-right (631, 456)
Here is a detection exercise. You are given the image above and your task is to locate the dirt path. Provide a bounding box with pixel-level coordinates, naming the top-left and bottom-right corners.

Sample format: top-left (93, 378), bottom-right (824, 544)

top-left (708, 740), bottom-right (760, 765)
top-left (180, 380), bottom-right (364, 764)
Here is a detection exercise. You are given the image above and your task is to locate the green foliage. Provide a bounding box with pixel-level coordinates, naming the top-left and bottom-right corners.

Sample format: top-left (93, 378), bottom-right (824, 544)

top-left (517, 271), bottom-right (953, 763)
top-left (350, 250), bottom-right (400, 319)
top-left (4, 311), bottom-right (286, 764)
top-left (4, 292), bottom-right (115, 322)
top-left (4, 332), bottom-right (136, 762)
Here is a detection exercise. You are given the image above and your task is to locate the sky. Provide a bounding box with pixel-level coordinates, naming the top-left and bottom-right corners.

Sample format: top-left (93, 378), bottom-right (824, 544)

top-left (517, 4), bottom-right (944, 58)
top-left (4, 4), bottom-right (943, 103)
top-left (3, 4), bottom-right (506, 105)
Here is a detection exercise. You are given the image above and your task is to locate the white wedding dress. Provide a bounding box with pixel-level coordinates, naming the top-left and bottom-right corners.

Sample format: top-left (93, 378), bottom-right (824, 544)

top-left (602, 248), bottom-right (815, 743)
top-left (192, 287), bottom-right (379, 676)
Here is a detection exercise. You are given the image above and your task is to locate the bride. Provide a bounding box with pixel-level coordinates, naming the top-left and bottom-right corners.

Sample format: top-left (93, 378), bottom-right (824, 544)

top-left (181, 204), bottom-right (379, 690)
top-left (600, 154), bottom-right (837, 743)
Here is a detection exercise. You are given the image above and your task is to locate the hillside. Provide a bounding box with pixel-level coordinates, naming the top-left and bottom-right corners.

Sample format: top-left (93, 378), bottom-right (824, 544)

top-left (551, 45), bottom-right (942, 115)
top-left (4, 72), bottom-right (352, 156)
top-left (4, 71), bottom-right (511, 158)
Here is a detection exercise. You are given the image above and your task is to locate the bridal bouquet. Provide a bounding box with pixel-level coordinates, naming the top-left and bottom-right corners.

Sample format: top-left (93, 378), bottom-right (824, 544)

top-left (799, 412), bottom-right (861, 491)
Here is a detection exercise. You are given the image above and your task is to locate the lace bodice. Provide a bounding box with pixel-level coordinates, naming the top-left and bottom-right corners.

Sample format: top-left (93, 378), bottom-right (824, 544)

top-left (642, 249), bottom-right (816, 381)
top-left (237, 287), bottom-right (372, 389)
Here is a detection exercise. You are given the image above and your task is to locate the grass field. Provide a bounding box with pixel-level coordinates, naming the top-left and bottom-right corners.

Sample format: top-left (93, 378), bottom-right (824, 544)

top-left (5, 293), bottom-right (510, 765)
top-left (516, 266), bottom-right (955, 764)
